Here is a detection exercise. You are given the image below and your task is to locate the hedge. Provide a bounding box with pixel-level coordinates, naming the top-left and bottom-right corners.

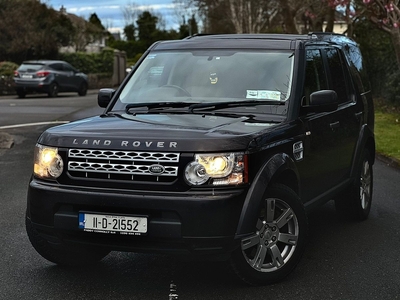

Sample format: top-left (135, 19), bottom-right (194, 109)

top-left (0, 61), bottom-right (19, 94)
top-left (59, 48), bottom-right (114, 75)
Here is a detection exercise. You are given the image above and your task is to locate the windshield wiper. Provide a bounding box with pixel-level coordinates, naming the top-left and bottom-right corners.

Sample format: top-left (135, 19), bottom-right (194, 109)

top-left (125, 102), bottom-right (193, 113)
top-left (188, 100), bottom-right (284, 113)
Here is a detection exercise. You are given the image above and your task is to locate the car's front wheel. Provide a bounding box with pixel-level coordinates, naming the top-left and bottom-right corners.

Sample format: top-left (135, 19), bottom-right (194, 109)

top-left (48, 83), bottom-right (59, 97)
top-left (26, 216), bottom-right (110, 266)
top-left (230, 184), bottom-right (308, 285)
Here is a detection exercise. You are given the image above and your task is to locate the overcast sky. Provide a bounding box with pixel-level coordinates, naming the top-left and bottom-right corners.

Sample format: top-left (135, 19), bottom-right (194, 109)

top-left (45, 0), bottom-right (183, 33)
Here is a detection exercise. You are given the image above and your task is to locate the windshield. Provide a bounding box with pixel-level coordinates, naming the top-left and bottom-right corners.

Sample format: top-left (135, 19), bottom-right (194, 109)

top-left (113, 50), bottom-right (294, 116)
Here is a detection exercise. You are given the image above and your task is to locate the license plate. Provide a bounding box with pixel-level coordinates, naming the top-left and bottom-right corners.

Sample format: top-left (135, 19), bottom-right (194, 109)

top-left (79, 213), bottom-right (147, 235)
top-left (21, 74), bottom-right (33, 79)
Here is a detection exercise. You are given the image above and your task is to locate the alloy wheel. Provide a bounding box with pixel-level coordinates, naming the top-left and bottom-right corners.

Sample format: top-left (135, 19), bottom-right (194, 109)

top-left (241, 198), bottom-right (299, 272)
top-left (360, 160), bottom-right (372, 210)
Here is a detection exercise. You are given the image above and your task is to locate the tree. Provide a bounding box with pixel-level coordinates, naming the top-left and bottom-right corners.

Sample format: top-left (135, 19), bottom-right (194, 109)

top-left (353, 16), bottom-right (396, 94)
top-left (137, 11), bottom-right (159, 48)
top-left (227, 0), bottom-right (279, 33)
top-left (189, 0), bottom-right (333, 34)
top-left (278, 0), bottom-right (301, 33)
top-left (89, 13), bottom-right (105, 30)
top-left (186, 0), bottom-right (229, 33)
top-left (362, 0), bottom-right (400, 69)
top-left (173, 0), bottom-right (201, 33)
top-left (87, 13), bottom-right (107, 45)
top-left (122, 1), bottom-right (140, 26)
top-left (300, 0), bottom-right (337, 33)
top-left (61, 12), bottom-right (107, 52)
top-left (121, 1), bottom-right (139, 41)
top-left (189, 14), bottom-right (199, 35)
top-left (124, 24), bottom-right (136, 41)
top-left (179, 14), bottom-right (199, 38)
top-left (0, 0), bottom-right (75, 62)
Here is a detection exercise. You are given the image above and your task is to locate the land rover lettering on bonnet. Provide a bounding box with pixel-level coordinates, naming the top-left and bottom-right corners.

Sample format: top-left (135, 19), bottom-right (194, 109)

top-left (71, 138), bottom-right (178, 148)
top-left (26, 33), bottom-right (375, 285)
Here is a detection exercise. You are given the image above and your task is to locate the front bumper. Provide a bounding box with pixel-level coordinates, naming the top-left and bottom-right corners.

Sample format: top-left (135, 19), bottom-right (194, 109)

top-left (27, 178), bottom-right (248, 255)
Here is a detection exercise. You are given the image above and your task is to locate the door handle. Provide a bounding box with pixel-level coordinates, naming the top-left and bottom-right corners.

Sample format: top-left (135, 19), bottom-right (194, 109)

top-left (330, 121), bottom-right (340, 130)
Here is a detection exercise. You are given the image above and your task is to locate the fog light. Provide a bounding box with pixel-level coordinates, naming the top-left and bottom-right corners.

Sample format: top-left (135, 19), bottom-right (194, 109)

top-left (184, 161), bottom-right (209, 185)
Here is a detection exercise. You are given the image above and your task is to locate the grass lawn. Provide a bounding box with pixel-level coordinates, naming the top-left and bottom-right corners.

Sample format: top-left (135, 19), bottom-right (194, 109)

top-left (374, 108), bottom-right (400, 162)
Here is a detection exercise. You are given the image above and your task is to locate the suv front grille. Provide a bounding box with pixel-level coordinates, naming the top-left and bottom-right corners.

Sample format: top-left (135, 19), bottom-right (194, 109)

top-left (67, 149), bottom-right (180, 182)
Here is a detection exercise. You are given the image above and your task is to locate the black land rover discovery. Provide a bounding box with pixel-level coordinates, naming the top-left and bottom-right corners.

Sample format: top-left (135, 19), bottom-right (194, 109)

top-left (26, 33), bottom-right (375, 285)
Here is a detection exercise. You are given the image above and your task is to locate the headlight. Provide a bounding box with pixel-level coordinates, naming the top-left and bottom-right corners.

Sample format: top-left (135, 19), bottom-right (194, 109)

top-left (33, 144), bottom-right (64, 179)
top-left (184, 153), bottom-right (247, 186)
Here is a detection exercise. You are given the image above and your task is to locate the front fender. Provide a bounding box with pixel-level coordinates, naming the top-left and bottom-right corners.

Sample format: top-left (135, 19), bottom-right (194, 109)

top-left (235, 153), bottom-right (298, 238)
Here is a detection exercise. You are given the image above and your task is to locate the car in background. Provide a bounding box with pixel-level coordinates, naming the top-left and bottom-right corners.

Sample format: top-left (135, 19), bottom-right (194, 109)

top-left (13, 60), bottom-right (88, 98)
top-left (125, 64), bottom-right (135, 75)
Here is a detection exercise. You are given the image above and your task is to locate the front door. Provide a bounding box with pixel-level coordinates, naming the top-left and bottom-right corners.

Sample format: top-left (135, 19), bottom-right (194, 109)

top-left (297, 47), bottom-right (359, 202)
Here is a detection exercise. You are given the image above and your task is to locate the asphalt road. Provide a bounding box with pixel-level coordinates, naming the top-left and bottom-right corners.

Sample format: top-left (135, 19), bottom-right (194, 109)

top-left (0, 94), bottom-right (400, 299)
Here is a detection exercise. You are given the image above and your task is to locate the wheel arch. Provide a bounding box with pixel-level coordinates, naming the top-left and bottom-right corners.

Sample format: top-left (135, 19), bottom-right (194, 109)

top-left (235, 153), bottom-right (300, 238)
top-left (269, 168), bottom-right (299, 196)
top-left (350, 124), bottom-right (375, 178)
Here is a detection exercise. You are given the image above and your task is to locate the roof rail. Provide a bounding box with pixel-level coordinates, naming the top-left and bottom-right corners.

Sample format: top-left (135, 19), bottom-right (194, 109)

top-left (308, 32), bottom-right (346, 40)
top-left (184, 33), bottom-right (216, 40)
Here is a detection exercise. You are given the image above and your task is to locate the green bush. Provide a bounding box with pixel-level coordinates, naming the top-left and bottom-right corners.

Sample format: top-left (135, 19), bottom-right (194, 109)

top-left (133, 53), bottom-right (143, 63)
top-left (354, 20), bottom-right (397, 97)
top-left (384, 70), bottom-right (400, 105)
top-left (0, 61), bottom-right (18, 94)
top-left (59, 49), bottom-right (114, 75)
top-left (0, 61), bottom-right (19, 77)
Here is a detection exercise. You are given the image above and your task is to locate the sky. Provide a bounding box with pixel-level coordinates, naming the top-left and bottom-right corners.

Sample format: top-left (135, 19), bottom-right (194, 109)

top-left (44, 0), bottom-right (184, 34)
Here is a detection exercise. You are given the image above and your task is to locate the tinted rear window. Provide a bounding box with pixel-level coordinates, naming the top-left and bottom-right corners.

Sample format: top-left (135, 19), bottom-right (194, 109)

top-left (18, 64), bottom-right (44, 72)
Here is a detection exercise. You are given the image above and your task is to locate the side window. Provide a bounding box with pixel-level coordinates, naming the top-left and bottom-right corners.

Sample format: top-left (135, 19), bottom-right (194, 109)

top-left (62, 63), bottom-right (74, 72)
top-left (325, 48), bottom-right (353, 104)
top-left (50, 63), bottom-right (63, 71)
top-left (303, 49), bottom-right (327, 105)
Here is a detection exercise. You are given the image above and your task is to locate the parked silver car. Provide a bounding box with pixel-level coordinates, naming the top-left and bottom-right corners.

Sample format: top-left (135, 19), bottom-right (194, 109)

top-left (13, 60), bottom-right (88, 98)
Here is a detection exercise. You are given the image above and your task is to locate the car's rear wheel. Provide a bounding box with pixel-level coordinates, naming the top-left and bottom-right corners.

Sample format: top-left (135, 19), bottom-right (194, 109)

top-left (230, 184), bottom-right (308, 285)
top-left (26, 216), bottom-right (110, 266)
top-left (335, 149), bottom-right (373, 221)
top-left (48, 83), bottom-right (59, 97)
top-left (17, 91), bottom-right (26, 98)
top-left (78, 82), bottom-right (88, 96)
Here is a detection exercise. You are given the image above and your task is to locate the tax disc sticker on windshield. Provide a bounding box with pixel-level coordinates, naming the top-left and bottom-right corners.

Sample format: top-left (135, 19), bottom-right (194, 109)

top-left (246, 90), bottom-right (281, 100)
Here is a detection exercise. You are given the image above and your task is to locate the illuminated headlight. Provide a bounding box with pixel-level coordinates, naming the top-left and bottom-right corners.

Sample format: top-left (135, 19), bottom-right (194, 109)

top-left (33, 144), bottom-right (64, 179)
top-left (184, 153), bottom-right (247, 186)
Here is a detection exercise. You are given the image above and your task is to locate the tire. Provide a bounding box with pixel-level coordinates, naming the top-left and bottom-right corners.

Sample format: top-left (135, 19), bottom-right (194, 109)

top-left (78, 82), bottom-right (88, 96)
top-left (26, 216), bottom-right (110, 266)
top-left (17, 91), bottom-right (26, 98)
top-left (335, 149), bottom-right (373, 221)
top-left (230, 184), bottom-right (308, 285)
top-left (48, 83), bottom-right (59, 97)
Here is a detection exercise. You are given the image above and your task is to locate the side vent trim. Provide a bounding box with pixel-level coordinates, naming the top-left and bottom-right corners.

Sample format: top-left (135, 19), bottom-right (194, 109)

top-left (293, 141), bottom-right (304, 161)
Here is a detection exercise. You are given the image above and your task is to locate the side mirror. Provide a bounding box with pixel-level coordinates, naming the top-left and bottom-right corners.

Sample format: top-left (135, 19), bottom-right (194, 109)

top-left (98, 88), bottom-right (115, 108)
top-left (304, 90), bottom-right (338, 113)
